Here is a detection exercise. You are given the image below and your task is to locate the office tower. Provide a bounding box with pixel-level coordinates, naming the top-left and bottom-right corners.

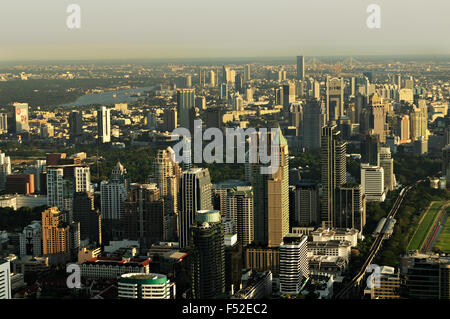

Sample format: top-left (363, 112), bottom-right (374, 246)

top-left (118, 273), bottom-right (174, 299)
top-left (235, 73), bottom-right (243, 94)
top-left (47, 164), bottom-right (91, 213)
top-left (69, 110), bottom-right (83, 139)
top-left (245, 86), bottom-right (254, 102)
top-left (163, 107), bottom-right (177, 132)
top-left (380, 147), bottom-right (395, 191)
top-left (0, 152), bottom-right (11, 192)
top-left (361, 164), bottom-right (385, 202)
top-left (335, 184), bottom-right (366, 232)
top-left (292, 181), bottom-right (319, 226)
top-left (100, 162), bottom-right (128, 242)
top-left (42, 207), bottom-right (69, 256)
top-left (369, 93), bottom-right (386, 143)
top-left (326, 77), bottom-right (344, 122)
top-left (361, 133), bottom-right (380, 166)
top-left (364, 266), bottom-right (400, 299)
top-left (302, 98), bottom-right (326, 151)
top-left (97, 106), bottom-right (111, 143)
top-left (147, 111), bottom-right (157, 130)
top-left (279, 234), bottom-right (308, 295)
top-left (40, 123), bottom-right (54, 138)
top-left (0, 113), bottom-right (7, 134)
top-left (232, 94), bottom-right (244, 111)
top-left (124, 183), bottom-right (166, 249)
top-left (5, 174), bottom-right (34, 194)
top-left (205, 107), bottom-right (223, 130)
top-left (278, 69), bottom-right (287, 82)
top-left (227, 186), bottom-right (254, 246)
top-left (220, 83), bottom-right (228, 100)
top-left (179, 168), bottom-right (213, 248)
top-left (398, 114), bottom-right (411, 144)
top-left (73, 192), bottom-right (102, 245)
top-left (251, 129), bottom-right (290, 247)
top-left (222, 66), bottom-right (231, 83)
top-left (19, 221), bottom-right (42, 257)
top-left (410, 101), bottom-right (428, 141)
top-left (396, 74), bottom-right (401, 89)
top-left (13, 102), bottom-right (29, 133)
top-left (244, 64), bottom-right (251, 82)
top-left (401, 252), bottom-right (450, 299)
top-left (290, 102), bottom-right (303, 134)
top-left (209, 70), bottom-right (216, 87)
top-left (296, 56), bottom-right (305, 81)
top-left (0, 260), bottom-right (11, 299)
top-left (177, 88), bottom-right (195, 132)
top-left (153, 147), bottom-right (181, 214)
top-left (225, 234), bottom-right (243, 295)
top-left (191, 210), bottom-right (225, 299)
top-left (175, 76), bottom-right (191, 89)
top-left (321, 125), bottom-right (347, 227)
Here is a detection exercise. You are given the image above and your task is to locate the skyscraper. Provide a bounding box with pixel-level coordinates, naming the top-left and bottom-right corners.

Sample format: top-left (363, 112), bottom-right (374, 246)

top-left (162, 107), bottom-right (177, 132)
top-left (0, 113), bottom-right (8, 134)
top-left (100, 162), bottom-right (128, 242)
top-left (369, 93), bottom-right (386, 143)
top-left (0, 260), bottom-right (11, 300)
top-left (179, 168), bottom-right (213, 248)
top-left (326, 77), bottom-right (344, 122)
top-left (41, 207), bottom-right (69, 257)
top-left (279, 234), bottom-right (308, 295)
top-left (191, 210), bottom-right (225, 299)
top-left (69, 110), bottom-right (83, 140)
top-left (244, 64), bottom-right (251, 83)
top-left (177, 88), bottom-right (195, 132)
top-left (227, 186), bottom-right (254, 247)
top-left (302, 98), bottom-right (326, 151)
top-left (73, 192), bottom-right (102, 246)
top-left (335, 184), bottom-right (366, 232)
top-left (13, 102), bottom-right (29, 134)
top-left (251, 129), bottom-right (290, 247)
top-left (296, 56), bottom-right (305, 82)
top-left (380, 147), bottom-right (395, 191)
top-left (97, 106), bottom-right (111, 143)
top-left (292, 181), bottom-right (320, 226)
top-left (321, 125), bottom-right (347, 227)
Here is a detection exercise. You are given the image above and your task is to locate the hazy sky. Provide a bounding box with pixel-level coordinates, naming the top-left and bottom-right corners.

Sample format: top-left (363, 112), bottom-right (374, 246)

top-left (0, 0), bottom-right (449, 61)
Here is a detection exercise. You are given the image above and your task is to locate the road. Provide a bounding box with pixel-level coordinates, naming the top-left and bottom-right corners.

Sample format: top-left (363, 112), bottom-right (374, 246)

top-left (334, 178), bottom-right (426, 299)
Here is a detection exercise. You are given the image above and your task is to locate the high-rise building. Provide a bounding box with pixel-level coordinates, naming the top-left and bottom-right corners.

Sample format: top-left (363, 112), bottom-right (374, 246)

top-left (380, 147), bottom-right (395, 191)
top-left (97, 106), bottom-right (111, 143)
top-left (5, 174), bottom-right (34, 194)
top-left (292, 181), bottom-right (320, 226)
top-left (364, 266), bottom-right (400, 299)
top-left (178, 168), bottom-right (213, 248)
top-left (321, 125), bottom-right (347, 227)
top-left (0, 260), bottom-right (11, 299)
top-left (227, 186), bottom-right (254, 247)
top-left (279, 234), bottom-right (308, 295)
top-left (361, 164), bottom-right (385, 202)
top-left (244, 64), bottom-right (251, 83)
top-left (302, 99), bottom-right (326, 151)
top-left (361, 133), bottom-right (380, 166)
top-left (47, 164), bottom-right (91, 213)
top-left (296, 56), bottom-right (305, 82)
top-left (162, 107), bottom-right (177, 132)
top-left (326, 77), bottom-right (344, 122)
top-left (191, 210), bottom-right (225, 299)
top-left (398, 114), bottom-right (411, 144)
top-left (100, 162), bottom-right (128, 242)
top-left (124, 183), bottom-right (166, 249)
top-left (13, 102), bottom-right (29, 134)
top-left (41, 207), bottom-right (70, 257)
top-left (335, 184), bottom-right (366, 232)
top-left (69, 110), bottom-right (83, 140)
top-left (177, 88), bottom-right (195, 132)
top-left (0, 113), bottom-right (8, 134)
top-left (0, 152), bottom-right (11, 192)
top-left (369, 93), bottom-right (386, 143)
top-left (19, 221), bottom-right (42, 257)
top-left (209, 70), bottom-right (216, 87)
top-left (118, 273), bottom-right (175, 299)
top-left (410, 100), bottom-right (428, 141)
top-left (251, 129), bottom-right (290, 247)
top-left (73, 192), bottom-right (102, 245)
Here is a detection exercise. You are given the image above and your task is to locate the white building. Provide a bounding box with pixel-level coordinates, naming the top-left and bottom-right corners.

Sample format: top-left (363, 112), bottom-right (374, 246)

top-left (0, 260), bottom-right (11, 299)
top-left (361, 164), bottom-right (386, 202)
top-left (279, 234), bottom-right (309, 295)
top-left (19, 221), bottom-right (42, 257)
top-left (13, 102), bottom-right (30, 133)
top-left (307, 240), bottom-right (352, 261)
top-left (310, 228), bottom-right (359, 247)
top-left (97, 106), bottom-right (111, 143)
top-left (118, 273), bottom-right (174, 299)
top-left (80, 257), bottom-right (150, 279)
